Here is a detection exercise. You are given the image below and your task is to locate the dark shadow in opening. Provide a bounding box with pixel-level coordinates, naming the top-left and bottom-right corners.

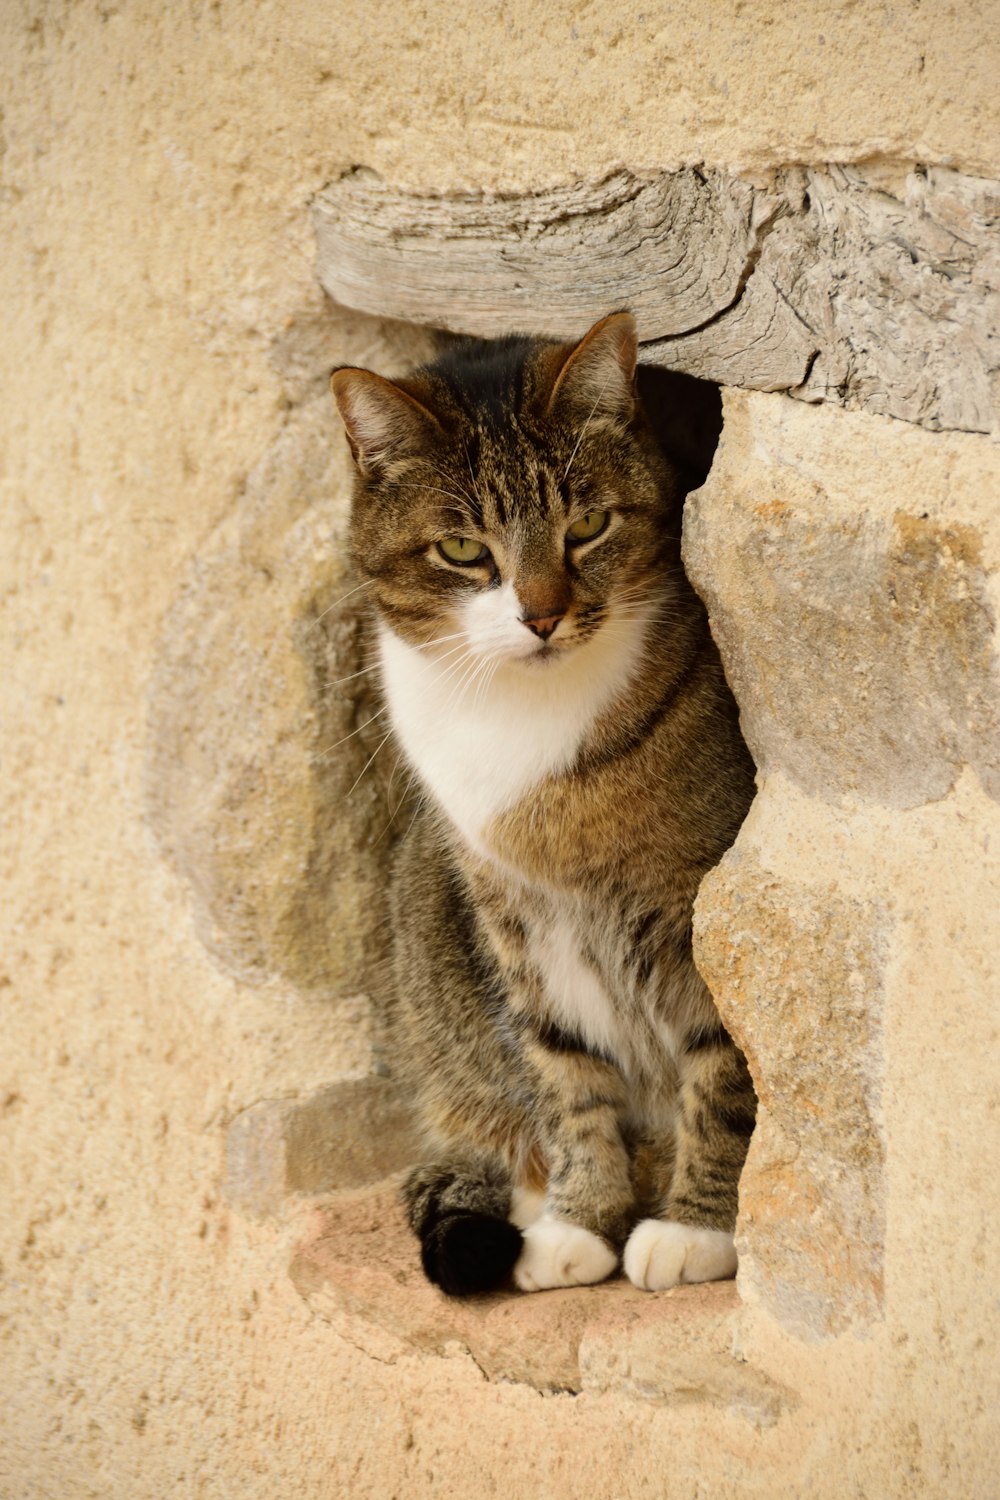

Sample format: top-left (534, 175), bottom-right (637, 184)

top-left (637, 364), bottom-right (724, 497)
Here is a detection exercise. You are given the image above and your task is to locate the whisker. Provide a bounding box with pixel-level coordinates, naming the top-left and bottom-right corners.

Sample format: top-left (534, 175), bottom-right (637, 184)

top-left (392, 764), bottom-right (421, 817)
top-left (385, 750), bottom-right (408, 802)
top-left (451, 649), bottom-right (486, 703)
top-left (400, 791), bottom-right (425, 845)
top-left (419, 629), bottom-right (470, 653)
top-left (468, 655), bottom-right (492, 712)
top-left (307, 576), bottom-right (373, 630)
top-left (439, 649), bottom-right (483, 700)
top-left (563, 364), bottom-right (618, 483)
top-left (424, 639), bottom-right (479, 681)
top-left (346, 729), bottom-right (395, 798)
top-left (471, 652), bottom-right (502, 713)
top-left (371, 764), bottom-right (422, 848)
top-left (427, 465), bottom-right (479, 501)
top-left (463, 444), bottom-right (485, 509)
top-left (436, 639), bottom-right (494, 705)
top-left (327, 661), bottom-right (381, 688)
top-left (314, 705), bottom-right (388, 758)
top-left (419, 484), bottom-right (479, 512)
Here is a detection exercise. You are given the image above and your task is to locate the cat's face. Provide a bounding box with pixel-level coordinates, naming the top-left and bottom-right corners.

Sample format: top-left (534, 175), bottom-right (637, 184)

top-left (332, 314), bottom-right (680, 669)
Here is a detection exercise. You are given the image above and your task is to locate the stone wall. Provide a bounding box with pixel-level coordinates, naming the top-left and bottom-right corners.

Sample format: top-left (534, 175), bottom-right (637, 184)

top-left (2, 3), bottom-right (998, 1497)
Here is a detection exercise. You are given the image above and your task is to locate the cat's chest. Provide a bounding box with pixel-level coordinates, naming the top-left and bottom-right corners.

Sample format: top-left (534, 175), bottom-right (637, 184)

top-left (379, 625), bottom-right (628, 857)
top-left (524, 906), bottom-right (685, 1093)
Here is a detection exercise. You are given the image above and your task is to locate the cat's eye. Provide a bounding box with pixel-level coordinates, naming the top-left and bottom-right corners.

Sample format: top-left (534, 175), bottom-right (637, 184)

top-left (566, 509), bottom-right (610, 544)
top-left (437, 536), bottom-right (491, 565)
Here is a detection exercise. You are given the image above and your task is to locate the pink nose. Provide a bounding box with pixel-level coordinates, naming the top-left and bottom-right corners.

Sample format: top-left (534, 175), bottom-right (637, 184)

top-left (522, 613), bottom-right (564, 642)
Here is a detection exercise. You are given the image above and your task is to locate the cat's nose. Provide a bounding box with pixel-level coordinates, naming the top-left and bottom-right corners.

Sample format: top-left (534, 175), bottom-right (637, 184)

top-left (521, 612), bottom-right (565, 641)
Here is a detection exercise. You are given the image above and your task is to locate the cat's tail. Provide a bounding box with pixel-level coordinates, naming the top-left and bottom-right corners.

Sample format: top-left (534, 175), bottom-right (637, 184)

top-left (403, 1155), bottom-right (523, 1296)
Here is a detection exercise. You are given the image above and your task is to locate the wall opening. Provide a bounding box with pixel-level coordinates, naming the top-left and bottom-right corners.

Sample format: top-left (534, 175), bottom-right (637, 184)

top-left (147, 146), bottom-right (1000, 1368)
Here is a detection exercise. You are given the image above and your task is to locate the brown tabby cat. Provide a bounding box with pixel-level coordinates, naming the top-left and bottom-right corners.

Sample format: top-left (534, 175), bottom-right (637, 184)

top-left (331, 312), bottom-right (757, 1296)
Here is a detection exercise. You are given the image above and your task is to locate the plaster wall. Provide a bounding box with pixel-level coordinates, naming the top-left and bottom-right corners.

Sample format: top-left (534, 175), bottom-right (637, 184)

top-left (2, 3), bottom-right (998, 1497)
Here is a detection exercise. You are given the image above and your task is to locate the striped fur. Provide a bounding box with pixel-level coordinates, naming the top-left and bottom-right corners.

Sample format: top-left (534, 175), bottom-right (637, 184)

top-left (332, 314), bottom-right (757, 1296)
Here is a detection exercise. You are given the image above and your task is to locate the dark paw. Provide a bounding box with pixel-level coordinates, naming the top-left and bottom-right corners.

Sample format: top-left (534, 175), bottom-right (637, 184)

top-left (421, 1211), bottom-right (523, 1296)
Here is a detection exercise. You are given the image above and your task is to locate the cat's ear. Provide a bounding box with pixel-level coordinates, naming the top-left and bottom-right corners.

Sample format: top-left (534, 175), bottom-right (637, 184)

top-left (330, 368), bottom-right (442, 475)
top-left (546, 311), bottom-right (638, 425)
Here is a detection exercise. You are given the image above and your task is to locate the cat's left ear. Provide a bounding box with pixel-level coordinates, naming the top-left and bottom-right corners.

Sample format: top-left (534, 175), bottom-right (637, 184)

top-left (546, 311), bottom-right (638, 425)
top-left (330, 367), bottom-right (443, 476)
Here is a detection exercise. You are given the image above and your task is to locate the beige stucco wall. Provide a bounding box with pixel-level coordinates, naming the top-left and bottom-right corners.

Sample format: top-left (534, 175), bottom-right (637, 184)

top-left (3, 3), bottom-right (998, 1496)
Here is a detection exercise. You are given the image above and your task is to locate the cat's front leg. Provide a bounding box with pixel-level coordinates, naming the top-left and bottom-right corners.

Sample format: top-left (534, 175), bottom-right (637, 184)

top-left (513, 1036), bottom-right (634, 1292)
top-left (624, 1023), bottom-right (756, 1291)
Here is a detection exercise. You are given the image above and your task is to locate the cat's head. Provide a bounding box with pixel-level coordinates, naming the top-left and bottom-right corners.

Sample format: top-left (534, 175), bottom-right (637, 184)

top-left (330, 312), bottom-right (681, 667)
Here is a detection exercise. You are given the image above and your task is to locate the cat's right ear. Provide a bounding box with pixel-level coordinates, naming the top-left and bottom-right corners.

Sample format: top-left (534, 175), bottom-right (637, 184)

top-left (545, 311), bottom-right (638, 426)
top-left (330, 368), bottom-right (442, 476)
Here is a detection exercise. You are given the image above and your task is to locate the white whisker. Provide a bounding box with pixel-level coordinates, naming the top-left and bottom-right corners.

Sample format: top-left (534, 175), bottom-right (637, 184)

top-left (420, 484), bottom-right (479, 512)
top-left (371, 763), bottom-right (422, 848)
top-left (563, 364), bottom-right (618, 483)
top-left (428, 465), bottom-right (477, 491)
top-left (314, 705), bottom-right (388, 759)
top-left (471, 652), bottom-right (502, 714)
top-left (327, 661), bottom-right (380, 688)
top-left (308, 576), bottom-right (373, 630)
top-left (394, 771), bottom-right (429, 847)
top-left (346, 729), bottom-right (395, 798)
top-left (419, 628), bottom-right (470, 653)
top-left (463, 444), bottom-right (485, 508)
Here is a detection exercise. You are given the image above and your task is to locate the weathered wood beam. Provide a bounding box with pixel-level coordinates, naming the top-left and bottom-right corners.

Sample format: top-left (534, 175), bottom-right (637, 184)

top-left (313, 164), bottom-right (1000, 435)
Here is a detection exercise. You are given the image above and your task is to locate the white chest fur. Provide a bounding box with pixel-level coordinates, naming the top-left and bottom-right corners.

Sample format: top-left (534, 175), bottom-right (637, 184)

top-left (529, 914), bottom-right (627, 1060)
top-left (377, 605), bottom-right (648, 857)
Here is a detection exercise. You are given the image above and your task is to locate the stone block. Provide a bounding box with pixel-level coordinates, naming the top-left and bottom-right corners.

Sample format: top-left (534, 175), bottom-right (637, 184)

top-left (224, 1078), bottom-right (419, 1219)
top-left (684, 393), bottom-right (1000, 809)
top-left (145, 313), bottom-right (436, 998)
top-left (695, 851), bottom-right (887, 1340)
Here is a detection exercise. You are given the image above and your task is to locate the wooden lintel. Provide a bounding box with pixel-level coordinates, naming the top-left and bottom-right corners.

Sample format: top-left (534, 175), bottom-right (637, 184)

top-left (313, 164), bottom-right (1000, 435)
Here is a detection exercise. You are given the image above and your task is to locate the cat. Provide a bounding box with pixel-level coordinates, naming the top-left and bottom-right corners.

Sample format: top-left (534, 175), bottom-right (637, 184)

top-left (330, 311), bottom-right (757, 1296)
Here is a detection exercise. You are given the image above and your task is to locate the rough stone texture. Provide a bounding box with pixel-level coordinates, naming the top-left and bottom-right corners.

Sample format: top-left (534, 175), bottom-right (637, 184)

top-left (225, 1079), bottom-right (420, 1219)
top-left (684, 394), bottom-right (1000, 809)
top-left (776, 165), bottom-right (1000, 433)
top-left (695, 859), bottom-right (887, 1340)
top-left (315, 162), bottom-right (1000, 433)
top-left (3, 2), bottom-right (1000, 1498)
top-left (146, 312), bottom-right (435, 997)
top-left (684, 394), bottom-right (1000, 1417)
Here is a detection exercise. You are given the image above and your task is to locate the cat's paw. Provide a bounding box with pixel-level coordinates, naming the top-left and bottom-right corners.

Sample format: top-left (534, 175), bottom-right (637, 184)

top-left (623, 1219), bottom-right (737, 1291)
top-left (513, 1216), bottom-right (617, 1292)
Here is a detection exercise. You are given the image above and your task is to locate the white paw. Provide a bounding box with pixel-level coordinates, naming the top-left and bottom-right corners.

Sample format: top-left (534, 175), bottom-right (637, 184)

top-left (623, 1219), bottom-right (737, 1291)
top-left (513, 1216), bottom-right (617, 1292)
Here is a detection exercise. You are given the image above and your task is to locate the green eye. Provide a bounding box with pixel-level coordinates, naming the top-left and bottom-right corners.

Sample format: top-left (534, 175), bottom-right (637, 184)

top-left (437, 536), bottom-right (491, 565)
top-left (566, 509), bottom-right (610, 544)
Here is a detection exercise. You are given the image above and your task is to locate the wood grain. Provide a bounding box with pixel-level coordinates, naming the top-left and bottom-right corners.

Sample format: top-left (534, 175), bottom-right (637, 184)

top-left (313, 164), bottom-right (1000, 434)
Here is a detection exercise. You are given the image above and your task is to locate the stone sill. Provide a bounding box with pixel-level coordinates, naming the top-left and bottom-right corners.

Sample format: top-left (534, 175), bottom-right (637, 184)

top-left (290, 1181), bottom-right (786, 1426)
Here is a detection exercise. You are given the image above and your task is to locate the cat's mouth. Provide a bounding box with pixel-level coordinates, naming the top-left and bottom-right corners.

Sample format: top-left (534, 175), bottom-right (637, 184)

top-left (524, 642), bottom-right (558, 665)
top-left (517, 633), bottom-right (585, 668)
top-left (472, 635), bottom-right (578, 672)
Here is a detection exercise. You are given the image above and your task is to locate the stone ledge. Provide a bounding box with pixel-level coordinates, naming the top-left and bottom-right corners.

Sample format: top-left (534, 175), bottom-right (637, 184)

top-left (289, 1181), bottom-right (789, 1426)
